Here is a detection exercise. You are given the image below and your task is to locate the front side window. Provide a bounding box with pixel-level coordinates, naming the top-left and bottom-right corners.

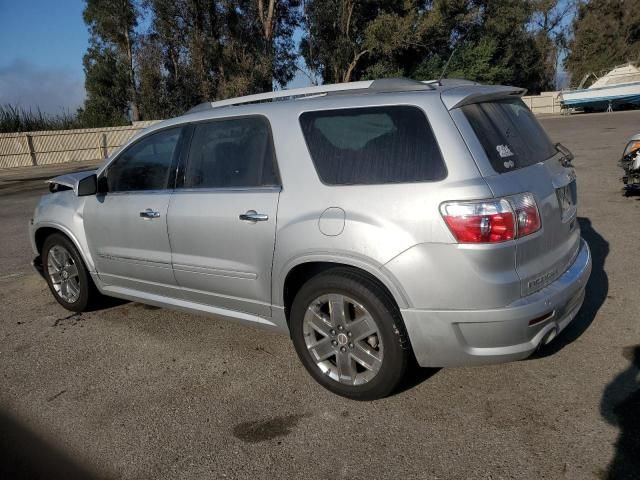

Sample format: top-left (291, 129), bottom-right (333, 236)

top-left (106, 127), bottom-right (181, 192)
top-left (184, 116), bottom-right (280, 189)
top-left (299, 106), bottom-right (447, 185)
top-left (461, 98), bottom-right (557, 174)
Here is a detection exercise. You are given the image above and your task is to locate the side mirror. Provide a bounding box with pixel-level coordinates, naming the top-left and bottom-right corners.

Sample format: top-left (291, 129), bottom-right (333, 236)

top-left (97, 175), bottom-right (109, 194)
top-left (77, 174), bottom-right (97, 196)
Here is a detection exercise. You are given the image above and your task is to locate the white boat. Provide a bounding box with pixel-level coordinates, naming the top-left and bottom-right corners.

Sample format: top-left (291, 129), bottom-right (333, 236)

top-left (559, 63), bottom-right (640, 111)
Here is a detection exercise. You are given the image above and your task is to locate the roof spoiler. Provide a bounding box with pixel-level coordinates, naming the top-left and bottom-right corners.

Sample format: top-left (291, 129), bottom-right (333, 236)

top-left (440, 85), bottom-right (527, 110)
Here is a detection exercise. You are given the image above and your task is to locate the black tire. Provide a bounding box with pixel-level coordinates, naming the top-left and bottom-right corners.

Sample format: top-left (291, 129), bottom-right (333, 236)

top-left (290, 268), bottom-right (410, 400)
top-left (42, 233), bottom-right (100, 312)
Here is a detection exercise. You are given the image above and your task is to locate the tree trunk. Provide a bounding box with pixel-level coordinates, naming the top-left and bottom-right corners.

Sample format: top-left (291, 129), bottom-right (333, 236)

top-left (123, 28), bottom-right (140, 121)
top-left (258, 0), bottom-right (277, 41)
top-left (257, 0), bottom-right (277, 92)
top-left (343, 49), bottom-right (368, 83)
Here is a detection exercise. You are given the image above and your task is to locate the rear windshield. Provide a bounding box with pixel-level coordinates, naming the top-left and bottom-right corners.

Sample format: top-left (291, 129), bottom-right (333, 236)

top-left (299, 106), bottom-right (447, 185)
top-left (461, 98), bottom-right (556, 174)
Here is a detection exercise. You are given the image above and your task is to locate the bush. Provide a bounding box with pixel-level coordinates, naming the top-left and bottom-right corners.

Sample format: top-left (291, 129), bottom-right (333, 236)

top-left (0, 105), bottom-right (84, 133)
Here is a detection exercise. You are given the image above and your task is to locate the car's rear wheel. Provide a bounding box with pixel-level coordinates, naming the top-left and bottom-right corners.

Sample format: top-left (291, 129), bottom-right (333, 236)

top-left (290, 268), bottom-right (410, 400)
top-left (42, 233), bottom-right (100, 312)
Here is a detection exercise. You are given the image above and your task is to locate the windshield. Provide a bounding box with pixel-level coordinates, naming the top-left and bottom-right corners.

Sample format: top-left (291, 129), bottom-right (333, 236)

top-left (461, 98), bottom-right (556, 174)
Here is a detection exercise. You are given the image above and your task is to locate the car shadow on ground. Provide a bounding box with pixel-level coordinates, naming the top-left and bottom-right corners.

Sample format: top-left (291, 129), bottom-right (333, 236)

top-left (533, 216), bottom-right (609, 358)
top-left (0, 410), bottom-right (103, 480)
top-left (394, 364), bottom-right (441, 395)
top-left (600, 345), bottom-right (640, 479)
top-left (86, 295), bottom-right (129, 312)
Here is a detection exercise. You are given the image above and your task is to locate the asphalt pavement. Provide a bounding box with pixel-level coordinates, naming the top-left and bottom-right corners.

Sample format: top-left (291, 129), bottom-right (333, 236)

top-left (1, 111), bottom-right (639, 480)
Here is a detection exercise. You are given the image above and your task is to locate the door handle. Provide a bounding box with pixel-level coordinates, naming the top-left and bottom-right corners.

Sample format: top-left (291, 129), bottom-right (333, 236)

top-left (140, 208), bottom-right (161, 219)
top-left (239, 210), bottom-right (269, 222)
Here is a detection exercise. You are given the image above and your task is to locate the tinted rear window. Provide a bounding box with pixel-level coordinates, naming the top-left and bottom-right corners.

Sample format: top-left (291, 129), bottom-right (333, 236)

top-left (299, 106), bottom-right (446, 185)
top-left (461, 98), bottom-right (556, 174)
top-left (184, 116), bottom-right (280, 189)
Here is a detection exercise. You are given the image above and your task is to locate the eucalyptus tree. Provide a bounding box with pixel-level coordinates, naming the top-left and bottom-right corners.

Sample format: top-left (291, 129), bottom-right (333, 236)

top-left (301, 0), bottom-right (554, 93)
top-left (83, 0), bottom-right (141, 120)
top-left (566, 0), bottom-right (640, 87)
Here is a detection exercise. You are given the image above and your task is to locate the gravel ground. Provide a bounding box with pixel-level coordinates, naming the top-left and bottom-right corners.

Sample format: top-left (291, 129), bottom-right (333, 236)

top-left (0, 111), bottom-right (639, 480)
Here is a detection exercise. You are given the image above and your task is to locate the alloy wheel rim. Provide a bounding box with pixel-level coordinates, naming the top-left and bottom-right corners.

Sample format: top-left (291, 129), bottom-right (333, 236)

top-left (303, 294), bottom-right (383, 386)
top-left (47, 245), bottom-right (81, 303)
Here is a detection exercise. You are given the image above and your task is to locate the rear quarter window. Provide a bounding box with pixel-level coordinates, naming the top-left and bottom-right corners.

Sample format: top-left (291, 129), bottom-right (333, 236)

top-left (299, 105), bottom-right (447, 185)
top-left (461, 98), bottom-right (557, 174)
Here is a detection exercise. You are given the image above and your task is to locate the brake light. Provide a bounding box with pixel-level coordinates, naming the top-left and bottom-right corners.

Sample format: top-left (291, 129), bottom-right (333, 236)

top-left (510, 192), bottom-right (541, 237)
top-left (440, 193), bottom-right (540, 244)
top-left (440, 199), bottom-right (514, 243)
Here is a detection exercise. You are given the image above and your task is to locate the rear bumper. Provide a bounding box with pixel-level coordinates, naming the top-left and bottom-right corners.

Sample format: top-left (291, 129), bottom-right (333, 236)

top-left (401, 238), bottom-right (592, 367)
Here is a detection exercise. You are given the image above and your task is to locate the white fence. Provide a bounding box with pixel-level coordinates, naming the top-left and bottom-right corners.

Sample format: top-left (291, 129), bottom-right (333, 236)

top-left (0, 121), bottom-right (157, 169)
top-left (521, 91), bottom-right (562, 115)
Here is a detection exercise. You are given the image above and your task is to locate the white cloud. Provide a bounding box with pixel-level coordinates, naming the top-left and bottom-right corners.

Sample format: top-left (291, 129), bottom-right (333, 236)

top-left (0, 60), bottom-right (85, 114)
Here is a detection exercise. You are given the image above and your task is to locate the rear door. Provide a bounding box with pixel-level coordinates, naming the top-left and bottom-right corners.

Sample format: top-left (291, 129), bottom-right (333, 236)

top-left (167, 116), bottom-right (281, 317)
top-left (452, 97), bottom-right (581, 296)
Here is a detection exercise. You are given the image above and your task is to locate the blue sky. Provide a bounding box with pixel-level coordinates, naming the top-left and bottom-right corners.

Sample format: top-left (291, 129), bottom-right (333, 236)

top-left (0, 0), bottom-right (88, 113)
top-left (0, 1), bottom-right (310, 113)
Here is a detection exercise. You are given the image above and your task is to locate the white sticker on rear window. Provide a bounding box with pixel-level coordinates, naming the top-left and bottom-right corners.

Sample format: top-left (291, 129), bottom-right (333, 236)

top-left (503, 159), bottom-right (515, 169)
top-left (496, 144), bottom-right (514, 158)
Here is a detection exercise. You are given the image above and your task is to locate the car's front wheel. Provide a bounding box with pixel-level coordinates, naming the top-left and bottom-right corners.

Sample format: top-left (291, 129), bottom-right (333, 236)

top-left (290, 268), bottom-right (410, 400)
top-left (42, 233), bottom-right (100, 312)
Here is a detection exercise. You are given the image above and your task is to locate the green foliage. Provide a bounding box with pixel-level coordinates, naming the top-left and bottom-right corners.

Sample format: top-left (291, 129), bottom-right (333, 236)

top-left (412, 38), bottom-right (513, 85)
top-left (78, 45), bottom-right (130, 128)
top-left (135, 34), bottom-right (171, 120)
top-left (566, 0), bottom-right (640, 86)
top-left (83, 0), bottom-right (138, 48)
top-left (301, 0), bottom-right (406, 83)
top-left (303, 0), bottom-right (566, 93)
top-left (215, 0), bottom-right (301, 98)
top-left (83, 0), bottom-right (140, 120)
top-left (71, 0), bottom-right (586, 129)
top-left (460, 0), bottom-right (548, 91)
top-left (0, 105), bottom-right (81, 133)
top-left (361, 0), bottom-right (478, 80)
top-left (134, 0), bottom-right (301, 118)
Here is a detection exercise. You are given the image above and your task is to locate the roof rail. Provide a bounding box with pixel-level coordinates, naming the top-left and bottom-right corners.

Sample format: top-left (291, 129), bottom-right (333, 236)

top-left (185, 77), bottom-right (434, 114)
top-left (186, 81), bottom-right (373, 114)
top-left (420, 78), bottom-right (482, 89)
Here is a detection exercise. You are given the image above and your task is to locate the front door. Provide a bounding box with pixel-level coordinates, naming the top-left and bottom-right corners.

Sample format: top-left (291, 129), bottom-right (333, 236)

top-left (84, 126), bottom-right (184, 295)
top-left (167, 116), bottom-right (281, 317)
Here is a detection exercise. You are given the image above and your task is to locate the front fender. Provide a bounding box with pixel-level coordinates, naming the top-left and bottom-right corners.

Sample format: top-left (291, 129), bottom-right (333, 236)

top-left (32, 221), bottom-right (96, 273)
top-left (30, 192), bottom-right (95, 272)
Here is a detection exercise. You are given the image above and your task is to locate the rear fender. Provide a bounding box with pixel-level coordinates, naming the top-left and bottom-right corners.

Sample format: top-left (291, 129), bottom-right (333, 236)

top-left (275, 253), bottom-right (411, 310)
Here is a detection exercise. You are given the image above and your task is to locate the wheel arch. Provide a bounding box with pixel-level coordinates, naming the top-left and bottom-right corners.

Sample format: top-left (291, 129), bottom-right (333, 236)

top-left (33, 223), bottom-right (95, 272)
top-left (278, 256), bottom-right (410, 325)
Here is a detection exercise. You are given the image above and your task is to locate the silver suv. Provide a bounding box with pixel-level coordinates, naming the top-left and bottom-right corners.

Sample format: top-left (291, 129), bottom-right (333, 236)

top-left (30, 78), bottom-right (592, 399)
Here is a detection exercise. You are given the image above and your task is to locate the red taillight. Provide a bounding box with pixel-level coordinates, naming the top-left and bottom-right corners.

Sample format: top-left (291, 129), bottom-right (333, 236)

top-left (441, 193), bottom-right (540, 244)
top-left (440, 199), bottom-right (515, 243)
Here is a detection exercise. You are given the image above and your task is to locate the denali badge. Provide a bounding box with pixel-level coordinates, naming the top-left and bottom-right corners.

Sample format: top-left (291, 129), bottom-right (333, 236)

top-left (528, 268), bottom-right (559, 290)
